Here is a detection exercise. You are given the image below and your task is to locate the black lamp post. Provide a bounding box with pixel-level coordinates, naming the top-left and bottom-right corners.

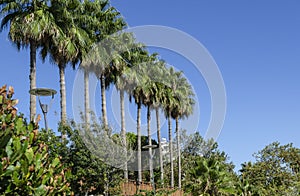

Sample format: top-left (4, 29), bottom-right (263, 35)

top-left (29, 88), bottom-right (56, 130)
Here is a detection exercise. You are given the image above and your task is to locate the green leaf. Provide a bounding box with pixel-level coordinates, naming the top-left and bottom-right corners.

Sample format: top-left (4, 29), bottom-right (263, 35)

top-left (20, 159), bottom-right (29, 177)
top-left (25, 148), bottom-right (34, 164)
top-left (5, 139), bottom-right (13, 158)
top-left (51, 157), bottom-right (60, 168)
top-left (5, 165), bottom-right (15, 176)
top-left (42, 173), bottom-right (51, 185)
top-left (21, 140), bottom-right (29, 153)
top-left (15, 118), bottom-right (24, 134)
top-left (12, 171), bottom-right (20, 185)
top-left (29, 132), bottom-right (34, 143)
top-left (0, 95), bottom-right (3, 104)
top-left (5, 113), bottom-right (12, 123)
top-left (35, 153), bottom-right (42, 171)
top-left (28, 123), bottom-right (33, 131)
top-left (34, 184), bottom-right (47, 196)
top-left (13, 138), bottom-right (21, 152)
top-left (36, 166), bottom-right (44, 180)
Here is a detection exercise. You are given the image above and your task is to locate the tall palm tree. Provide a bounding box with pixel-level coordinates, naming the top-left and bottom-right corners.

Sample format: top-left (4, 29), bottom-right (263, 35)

top-left (92, 6), bottom-right (126, 130)
top-left (161, 67), bottom-right (180, 188)
top-left (0, 0), bottom-right (57, 121)
top-left (155, 106), bottom-right (163, 184)
top-left (109, 34), bottom-right (145, 181)
top-left (125, 49), bottom-right (150, 187)
top-left (79, 0), bottom-right (123, 128)
top-left (162, 67), bottom-right (195, 188)
top-left (170, 74), bottom-right (195, 189)
top-left (140, 54), bottom-right (160, 185)
top-left (152, 60), bottom-right (168, 186)
top-left (41, 0), bottom-right (91, 127)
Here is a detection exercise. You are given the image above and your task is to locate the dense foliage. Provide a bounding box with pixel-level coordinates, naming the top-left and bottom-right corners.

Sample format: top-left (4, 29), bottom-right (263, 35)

top-left (0, 85), bottom-right (70, 195)
top-left (240, 142), bottom-right (300, 195)
top-left (182, 132), bottom-right (237, 195)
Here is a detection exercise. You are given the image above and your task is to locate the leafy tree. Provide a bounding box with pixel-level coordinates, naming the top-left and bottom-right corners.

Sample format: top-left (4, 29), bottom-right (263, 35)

top-left (240, 142), bottom-right (300, 195)
top-left (0, 85), bottom-right (71, 195)
top-left (39, 116), bottom-right (125, 196)
top-left (69, 115), bottom-right (128, 196)
top-left (182, 132), bottom-right (216, 158)
top-left (67, 124), bottom-right (112, 195)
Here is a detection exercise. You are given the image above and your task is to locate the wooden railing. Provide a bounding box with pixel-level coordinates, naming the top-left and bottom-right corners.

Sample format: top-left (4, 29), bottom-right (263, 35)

top-left (121, 181), bottom-right (187, 196)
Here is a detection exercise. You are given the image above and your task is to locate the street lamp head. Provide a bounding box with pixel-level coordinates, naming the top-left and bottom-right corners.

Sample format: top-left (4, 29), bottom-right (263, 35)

top-left (29, 88), bottom-right (57, 131)
top-left (29, 88), bottom-right (57, 97)
top-left (142, 144), bottom-right (158, 149)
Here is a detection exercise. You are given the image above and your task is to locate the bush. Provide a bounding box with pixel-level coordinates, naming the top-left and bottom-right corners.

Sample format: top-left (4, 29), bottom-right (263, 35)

top-left (0, 85), bottom-right (71, 195)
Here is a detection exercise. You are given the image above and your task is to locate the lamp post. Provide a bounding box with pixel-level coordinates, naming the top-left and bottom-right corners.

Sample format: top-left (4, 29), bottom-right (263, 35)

top-left (142, 144), bottom-right (158, 195)
top-left (29, 88), bottom-right (56, 130)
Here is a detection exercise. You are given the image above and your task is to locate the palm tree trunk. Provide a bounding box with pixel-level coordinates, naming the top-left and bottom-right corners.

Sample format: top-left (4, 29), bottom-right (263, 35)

top-left (168, 112), bottom-right (174, 188)
top-left (100, 74), bottom-right (108, 129)
top-left (29, 41), bottom-right (36, 122)
top-left (120, 89), bottom-right (128, 181)
top-left (176, 116), bottom-right (181, 189)
top-left (156, 107), bottom-right (164, 187)
top-left (147, 105), bottom-right (153, 185)
top-left (137, 101), bottom-right (142, 187)
top-left (84, 70), bottom-right (90, 128)
top-left (59, 65), bottom-right (67, 125)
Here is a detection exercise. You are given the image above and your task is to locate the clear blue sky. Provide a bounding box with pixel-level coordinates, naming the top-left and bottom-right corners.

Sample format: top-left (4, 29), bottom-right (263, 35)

top-left (1, 0), bottom-right (300, 171)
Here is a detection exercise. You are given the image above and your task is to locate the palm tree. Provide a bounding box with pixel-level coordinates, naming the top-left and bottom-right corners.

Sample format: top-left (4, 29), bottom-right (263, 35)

top-left (92, 6), bottom-right (126, 130)
top-left (187, 157), bottom-right (236, 195)
top-left (170, 75), bottom-right (195, 189)
top-left (155, 106), bottom-right (164, 185)
top-left (109, 34), bottom-right (145, 181)
top-left (130, 82), bottom-right (144, 187)
top-left (41, 0), bottom-right (91, 127)
top-left (80, 56), bottom-right (94, 128)
top-left (162, 67), bottom-right (195, 188)
top-left (152, 60), bottom-right (168, 186)
top-left (161, 67), bottom-right (180, 188)
top-left (140, 54), bottom-right (160, 185)
top-left (81, 43), bottom-right (107, 128)
top-left (0, 0), bottom-right (57, 121)
top-left (79, 0), bottom-right (123, 128)
top-left (125, 49), bottom-right (150, 187)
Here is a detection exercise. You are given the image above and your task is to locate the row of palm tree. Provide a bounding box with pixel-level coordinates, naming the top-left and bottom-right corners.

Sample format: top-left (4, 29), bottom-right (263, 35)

top-left (87, 39), bottom-right (195, 189)
top-left (0, 0), bottom-right (125, 122)
top-left (0, 0), bottom-right (195, 190)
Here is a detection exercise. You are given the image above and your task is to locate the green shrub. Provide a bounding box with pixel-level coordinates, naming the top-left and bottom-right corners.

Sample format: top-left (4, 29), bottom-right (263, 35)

top-left (0, 85), bottom-right (71, 195)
